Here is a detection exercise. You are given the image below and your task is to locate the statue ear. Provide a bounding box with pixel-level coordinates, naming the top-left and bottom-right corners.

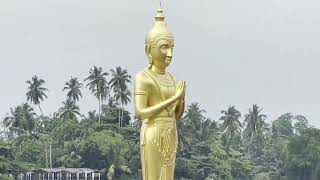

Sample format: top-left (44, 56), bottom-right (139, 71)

top-left (145, 44), bottom-right (153, 69)
top-left (145, 44), bottom-right (152, 60)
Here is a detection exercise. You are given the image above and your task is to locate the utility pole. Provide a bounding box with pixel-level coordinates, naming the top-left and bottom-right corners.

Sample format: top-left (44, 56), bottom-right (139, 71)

top-left (45, 143), bottom-right (48, 168)
top-left (50, 143), bottom-right (52, 168)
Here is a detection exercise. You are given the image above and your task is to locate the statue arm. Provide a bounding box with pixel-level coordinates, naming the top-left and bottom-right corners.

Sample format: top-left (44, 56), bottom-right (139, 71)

top-left (175, 98), bottom-right (185, 120)
top-left (135, 94), bottom-right (179, 120)
top-left (135, 74), bottom-right (178, 120)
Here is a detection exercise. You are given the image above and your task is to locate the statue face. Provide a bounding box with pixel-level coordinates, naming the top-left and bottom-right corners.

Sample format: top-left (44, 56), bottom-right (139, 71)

top-left (149, 37), bottom-right (174, 69)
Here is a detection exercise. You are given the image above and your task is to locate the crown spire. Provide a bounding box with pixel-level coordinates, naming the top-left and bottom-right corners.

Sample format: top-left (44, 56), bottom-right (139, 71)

top-left (145, 7), bottom-right (173, 45)
top-left (155, 7), bottom-right (165, 21)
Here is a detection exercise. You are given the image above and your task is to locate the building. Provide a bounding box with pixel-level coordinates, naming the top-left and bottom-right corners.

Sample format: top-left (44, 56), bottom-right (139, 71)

top-left (18, 168), bottom-right (103, 180)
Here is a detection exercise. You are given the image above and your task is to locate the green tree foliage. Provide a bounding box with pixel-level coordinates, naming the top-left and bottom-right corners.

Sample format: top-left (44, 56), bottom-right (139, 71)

top-left (272, 113), bottom-right (294, 137)
top-left (101, 104), bottom-right (131, 126)
top-left (4, 103), bottom-right (36, 133)
top-left (53, 119), bottom-right (82, 143)
top-left (14, 139), bottom-right (44, 167)
top-left (0, 143), bottom-right (15, 173)
top-left (3, 103), bottom-right (40, 146)
top-left (2, 66), bottom-right (320, 180)
top-left (254, 172), bottom-right (271, 180)
top-left (77, 138), bottom-right (105, 169)
top-left (293, 115), bottom-right (309, 135)
top-left (58, 98), bottom-right (81, 120)
top-left (57, 151), bottom-right (82, 168)
top-left (286, 128), bottom-right (320, 180)
top-left (175, 104), bottom-right (254, 180)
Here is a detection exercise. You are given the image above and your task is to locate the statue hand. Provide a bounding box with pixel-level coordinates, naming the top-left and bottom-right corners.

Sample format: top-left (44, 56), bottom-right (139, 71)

top-left (174, 80), bottom-right (186, 100)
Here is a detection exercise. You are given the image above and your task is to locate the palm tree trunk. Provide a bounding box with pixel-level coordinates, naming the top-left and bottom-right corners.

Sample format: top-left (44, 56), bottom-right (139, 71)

top-left (250, 131), bottom-right (255, 145)
top-left (4, 127), bottom-right (8, 140)
top-left (98, 95), bottom-right (101, 124)
top-left (45, 143), bottom-right (48, 168)
top-left (200, 118), bottom-right (203, 141)
top-left (226, 131), bottom-right (233, 154)
top-left (50, 143), bottom-right (52, 168)
top-left (117, 100), bottom-right (121, 127)
top-left (121, 104), bottom-right (124, 127)
top-left (38, 104), bottom-right (44, 116)
top-left (118, 107), bottom-right (121, 127)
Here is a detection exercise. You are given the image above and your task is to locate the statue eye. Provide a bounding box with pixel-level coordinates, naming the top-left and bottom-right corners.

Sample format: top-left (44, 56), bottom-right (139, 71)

top-left (160, 45), bottom-right (168, 49)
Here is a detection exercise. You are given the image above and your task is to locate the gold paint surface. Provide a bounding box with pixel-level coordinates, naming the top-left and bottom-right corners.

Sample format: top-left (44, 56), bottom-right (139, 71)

top-left (134, 8), bottom-right (186, 180)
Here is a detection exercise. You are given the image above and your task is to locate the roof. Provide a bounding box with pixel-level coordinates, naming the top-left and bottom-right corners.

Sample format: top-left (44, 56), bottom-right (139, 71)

top-left (31, 168), bottom-right (102, 173)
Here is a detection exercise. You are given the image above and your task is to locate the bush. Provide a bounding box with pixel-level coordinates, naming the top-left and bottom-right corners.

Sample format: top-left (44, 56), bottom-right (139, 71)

top-left (0, 174), bottom-right (14, 180)
top-left (254, 172), bottom-right (271, 180)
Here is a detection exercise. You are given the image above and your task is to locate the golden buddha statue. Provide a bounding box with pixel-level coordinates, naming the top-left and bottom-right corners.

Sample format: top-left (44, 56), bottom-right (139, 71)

top-left (134, 7), bottom-right (186, 180)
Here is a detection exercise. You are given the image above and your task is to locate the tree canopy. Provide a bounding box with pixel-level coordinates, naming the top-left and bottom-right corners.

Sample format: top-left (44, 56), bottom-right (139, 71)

top-left (1, 66), bottom-right (319, 180)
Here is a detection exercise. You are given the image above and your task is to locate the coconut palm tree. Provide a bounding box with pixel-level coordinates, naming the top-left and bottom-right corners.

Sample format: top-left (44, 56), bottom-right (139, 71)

top-left (85, 110), bottom-right (97, 121)
top-left (109, 66), bottom-right (132, 127)
top-left (183, 103), bottom-right (206, 142)
top-left (106, 141), bottom-right (132, 179)
top-left (243, 104), bottom-right (267, 145)
top-left (26, 76), bottom-right (48, 115)
top-left (58, 98), bottom-right (81, 120)
top-left (4, 103), bottom-right (36, 134)
top-left (176, 103), bottom-right (207, 156)
top-left (184, 103), bottom-right (205, 129)
top-left (114, 88), bottom-right (131, 127)
top-left (219, 105), bottom-right (242, 152)
top-left (63, 77), bottom-right (83, 101)
top-left (98, 80), bottom-right (110, 104)
top-left (176, 120), bottom-right (191, 157)
top-left (4, 103), bottom-right (39, 146)
top-left (3, 107), bottom-right (22, 133)
top-left (84, 66), bottom-right (109, 124)
top-left (57, 151), bottom-right (82, 168)
top-left (107, 97), bottom-right (118, 109)
top-left (199, 118), bottom-right (218, 142)
top-left (20, 103), bottom-right (37, 131)
top-left (109, 66), bottom-right (131, 92)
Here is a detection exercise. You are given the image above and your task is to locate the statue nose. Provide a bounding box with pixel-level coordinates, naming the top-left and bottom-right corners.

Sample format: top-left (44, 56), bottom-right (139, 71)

top-left (167, 49), bottom-right (172, 57)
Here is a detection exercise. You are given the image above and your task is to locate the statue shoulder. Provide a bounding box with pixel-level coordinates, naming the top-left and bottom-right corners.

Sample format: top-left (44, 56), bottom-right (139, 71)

top-left (135, 70), bottom-right (152, 84)
top-left (134, 69), bottom-right (154, 92)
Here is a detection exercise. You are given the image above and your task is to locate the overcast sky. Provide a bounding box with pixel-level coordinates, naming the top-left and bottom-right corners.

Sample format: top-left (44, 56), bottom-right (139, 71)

top-left (0, 0), bottom-right (319, 127)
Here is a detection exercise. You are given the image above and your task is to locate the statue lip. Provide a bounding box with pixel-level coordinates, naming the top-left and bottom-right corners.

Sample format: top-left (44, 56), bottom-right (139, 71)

top-left (165, 58), bottom-right (172, 62)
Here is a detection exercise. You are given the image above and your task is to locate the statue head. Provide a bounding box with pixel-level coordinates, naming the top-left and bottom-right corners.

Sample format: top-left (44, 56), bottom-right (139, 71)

top-left (145, 8), bottom-right (174, 70)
